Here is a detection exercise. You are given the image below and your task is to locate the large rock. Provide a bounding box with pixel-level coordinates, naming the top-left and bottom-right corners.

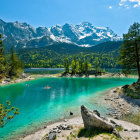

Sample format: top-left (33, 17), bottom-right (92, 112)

top-left (46, 132), bottom-right (56, 140)
top-left (81, 105), bottom-right (124, 139)
top-left (81, 105), bottom-right (114, 131)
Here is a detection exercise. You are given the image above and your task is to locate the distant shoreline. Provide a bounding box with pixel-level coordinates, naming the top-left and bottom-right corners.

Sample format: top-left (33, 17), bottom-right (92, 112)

top-left (0, 73), bottom-right (138, 86)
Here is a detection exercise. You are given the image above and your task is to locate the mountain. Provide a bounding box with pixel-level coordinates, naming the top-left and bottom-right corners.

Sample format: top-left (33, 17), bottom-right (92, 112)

top-left (0, 19), bottom-right (122, 49)
top-left (50, 22), bottom-right (121, 46)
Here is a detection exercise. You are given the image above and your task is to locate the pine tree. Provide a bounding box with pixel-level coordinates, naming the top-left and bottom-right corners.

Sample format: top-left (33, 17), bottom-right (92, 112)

top-left (0, 34), bottom-right (9, 78)
top-left (78, 58), bottom-right (83, 73)
top-left (84, 59), bottom-right (89, 74)
top-left (9, 47), bottom-right (24, 77)
top-left (95, 57), bottom-right (100, 73)
top-left (103, 68), bottom-right (106, 73)
top-left (71, 57), bottom-right (77, 74)
top-left (64, 58), bottom-right (69, 73)
top-left (0, 101), bottom-right (19, 128)
top-left (119, 22), bottom-right (140, 83)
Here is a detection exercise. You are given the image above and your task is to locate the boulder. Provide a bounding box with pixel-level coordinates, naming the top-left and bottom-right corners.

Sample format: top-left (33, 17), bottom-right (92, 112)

top-left (81, 106), bottom-right (124, 139)
top-left (21, 73), bottom-right (27, 79)
top-left (46, 132), bottom-right (56, 140)
top-left (81, 105), bottom-right (114, 131)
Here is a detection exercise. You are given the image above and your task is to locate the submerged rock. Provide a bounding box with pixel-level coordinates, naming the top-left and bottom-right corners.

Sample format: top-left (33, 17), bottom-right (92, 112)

top-left (70, 111), bottom-right (73, 116)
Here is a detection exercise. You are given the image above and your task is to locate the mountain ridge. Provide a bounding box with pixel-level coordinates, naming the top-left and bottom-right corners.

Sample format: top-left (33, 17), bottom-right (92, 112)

top-left (0, 19), bottom-right (122, 49)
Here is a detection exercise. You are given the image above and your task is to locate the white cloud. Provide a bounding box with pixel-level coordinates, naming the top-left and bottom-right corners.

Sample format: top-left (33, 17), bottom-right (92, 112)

top-left (109, 6), bottom-right (113, 9)
top-left (119, 0), bottom-right (140, 8)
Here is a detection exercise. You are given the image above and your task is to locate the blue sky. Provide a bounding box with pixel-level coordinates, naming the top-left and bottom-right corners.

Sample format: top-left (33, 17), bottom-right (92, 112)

top-left (0, 0), bottom-right (140, 36)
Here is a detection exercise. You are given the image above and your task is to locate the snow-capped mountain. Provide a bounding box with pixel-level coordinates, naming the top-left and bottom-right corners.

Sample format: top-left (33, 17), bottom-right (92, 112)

top-left (0, 19), bottom-right (121, 48)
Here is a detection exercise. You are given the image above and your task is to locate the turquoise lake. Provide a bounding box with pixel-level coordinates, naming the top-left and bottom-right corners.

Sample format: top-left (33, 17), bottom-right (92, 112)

top-left (0, 77), bottom-right (137, 140)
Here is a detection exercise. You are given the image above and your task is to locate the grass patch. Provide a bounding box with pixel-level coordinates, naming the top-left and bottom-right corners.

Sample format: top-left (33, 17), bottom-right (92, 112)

top-left (77, 127), bottom-right (120, 139)
top-left (121, 83), bottom-right (140, 99)
top-left (116, 126), bottom-right (123, 132)
top-left (122, 110), bottom-right (140, 126)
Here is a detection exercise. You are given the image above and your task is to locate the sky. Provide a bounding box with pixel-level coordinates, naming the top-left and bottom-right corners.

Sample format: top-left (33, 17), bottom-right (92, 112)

top-left (0, 0), bottom-right (140, 36)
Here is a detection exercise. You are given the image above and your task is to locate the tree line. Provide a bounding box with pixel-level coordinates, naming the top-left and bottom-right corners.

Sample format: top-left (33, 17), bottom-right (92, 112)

top-left (0, 34), bottom-right (23, 81)
top-left (64, 57), bottom-right (92, 74)
top-left (17, 50), bottom-right (120, 69)
top-left (64, 57), bottom-right (106, 75)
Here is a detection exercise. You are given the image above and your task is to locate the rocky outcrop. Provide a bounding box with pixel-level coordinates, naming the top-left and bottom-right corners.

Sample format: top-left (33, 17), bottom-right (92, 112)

top-left (81, 105), bottom-right (114, 131)
top-left (81, 105), bottom-right (123, 139)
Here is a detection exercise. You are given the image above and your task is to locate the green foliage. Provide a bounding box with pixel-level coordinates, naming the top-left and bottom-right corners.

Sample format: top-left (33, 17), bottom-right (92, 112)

top-left (116, 126), bottom-right (123, 132)
top-left (77, 128), bottom-right (120, 140)
top-left (82, 59), bottom-right (92, 74)
top-left (94, 57), bottom-right (100, 72)
top-left (122, 110), bottom-right (140, 126)
top-left (0, 101), bottom-right (19, 128)
top-left (103, 68), bottom-right (106, 73)
top-left (9, 47), bottom-right (24, 78)
top-left (122, 83), bottom-right (140, 99)
top-left (78, 58), bottom-right (84, 73)
top-left (0, 34), bottom-right (24, 80)
top-left (64, 57), bottom-right (92, 75)
top-left (71, 57), bottom-right (77, 74)
top-left (0, 34), bottom-right (9, 78)
top-left (64, 58), bottom-right (69, 73)
top-left (16, 41), bottom-right (121, 69)
top-left (119, 22), bottom-right (140, 81)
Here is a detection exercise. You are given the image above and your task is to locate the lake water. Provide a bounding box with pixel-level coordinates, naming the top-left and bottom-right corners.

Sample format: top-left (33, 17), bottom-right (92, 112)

top-left (24, 68), bottom-right (64, 74)
top-left (0, 77), bottom-right (137, 140)
top-left (24, 68), bottom-right (138, 75)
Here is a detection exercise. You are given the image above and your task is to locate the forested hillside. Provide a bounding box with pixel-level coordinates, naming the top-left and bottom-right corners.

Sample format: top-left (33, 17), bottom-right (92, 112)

top-left (17, 41), bottom-right (122, 68)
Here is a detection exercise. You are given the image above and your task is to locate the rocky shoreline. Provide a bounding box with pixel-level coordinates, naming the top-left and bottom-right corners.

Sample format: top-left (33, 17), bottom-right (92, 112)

top-left (0, 75), bottom-right (35, 86)
top-left (61, 72), bottom-right (138, 78)
top-left (104, 87), bottom-right (140, 120)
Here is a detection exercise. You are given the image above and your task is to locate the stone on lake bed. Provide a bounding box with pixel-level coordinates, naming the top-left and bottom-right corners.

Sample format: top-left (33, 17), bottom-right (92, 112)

top-left (70, 111), bottom-right (73, 115)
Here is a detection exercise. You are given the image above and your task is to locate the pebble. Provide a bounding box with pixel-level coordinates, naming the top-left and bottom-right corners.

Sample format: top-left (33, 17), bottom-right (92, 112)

top-left (110, 120), bottom-right (116, 124)
top-left (132, 129), bottom-right (138, 132)
top-left (124, 129), bottom-right (128, 131)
